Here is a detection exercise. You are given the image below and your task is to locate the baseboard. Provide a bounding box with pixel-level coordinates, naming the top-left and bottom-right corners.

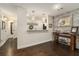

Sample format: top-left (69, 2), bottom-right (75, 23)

top-left (0, 39), bottom-right (8, 47)
top-left (18, 39), bottom-right (52, 49)
top-left (0, 37), bottom-right (15, 47)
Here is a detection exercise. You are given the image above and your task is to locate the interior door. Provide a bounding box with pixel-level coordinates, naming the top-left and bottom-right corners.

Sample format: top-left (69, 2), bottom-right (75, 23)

top-left (10, 22), bottom-right (13, 35)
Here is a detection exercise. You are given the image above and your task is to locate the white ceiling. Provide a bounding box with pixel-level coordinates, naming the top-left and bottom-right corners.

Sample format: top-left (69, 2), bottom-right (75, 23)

top-left (0, 4), bottom-right (17, 17)
top-left (1, 3), bottom-right (79, 16)
top-left (14, 3), bottom-right (79, 16)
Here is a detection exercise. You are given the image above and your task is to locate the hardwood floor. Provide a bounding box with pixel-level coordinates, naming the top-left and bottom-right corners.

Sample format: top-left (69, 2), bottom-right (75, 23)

top-left (0, 38), bottom-right (79, 56)
top-left (0, 38), bottom-right (17, 56)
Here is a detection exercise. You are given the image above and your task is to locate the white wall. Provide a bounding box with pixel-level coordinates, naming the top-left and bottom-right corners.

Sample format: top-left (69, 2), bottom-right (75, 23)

top-left (48, 16), bottom-right (53, 32)
top-left (17, 7), bottom-right (53, 49)
top-left (0, 19), bottom-right (1, 41)
top-left (1, 20), bottom-right (9, 46)
top-left (0, 4), bottom-right (17, 47)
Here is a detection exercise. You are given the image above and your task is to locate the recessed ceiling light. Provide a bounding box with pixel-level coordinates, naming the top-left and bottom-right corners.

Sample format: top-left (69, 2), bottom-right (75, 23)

top-left (53, 4), bottom-right (63, 11)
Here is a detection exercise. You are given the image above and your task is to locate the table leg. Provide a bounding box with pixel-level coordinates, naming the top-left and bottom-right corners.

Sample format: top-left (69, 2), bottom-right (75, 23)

top-left (70, 35), bottom-right (76, 51)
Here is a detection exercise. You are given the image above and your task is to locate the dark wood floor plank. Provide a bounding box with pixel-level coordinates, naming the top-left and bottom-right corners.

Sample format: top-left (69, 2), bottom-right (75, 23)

top-left (0, 38), bottom-right (79, 56)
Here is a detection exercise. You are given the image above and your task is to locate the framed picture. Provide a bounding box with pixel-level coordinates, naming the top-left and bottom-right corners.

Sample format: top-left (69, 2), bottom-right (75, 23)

top-left (2, 21), bottom-right (5, 30)
top-left (45, 19), bottom-right (47, 23)
top-left (71, 27), bottom-right (78, 34)
top-left (49, 24), bottom-right (52, 28)
top-left (58, 16), bottom-right (72, 26)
